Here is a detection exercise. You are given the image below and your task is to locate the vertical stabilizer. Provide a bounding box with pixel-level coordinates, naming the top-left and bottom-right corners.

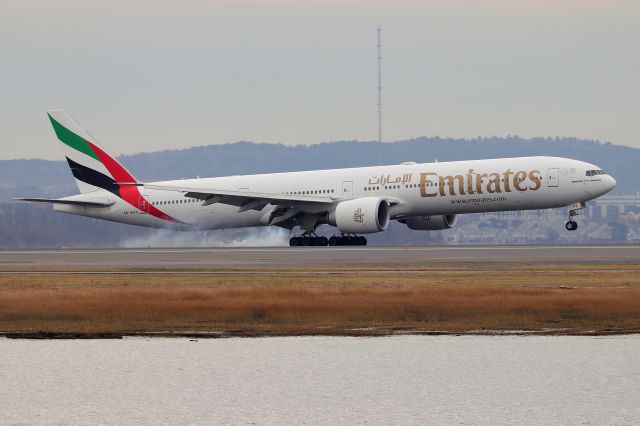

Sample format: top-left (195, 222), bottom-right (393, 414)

top-left (47, 110), bottom-right (137, 194)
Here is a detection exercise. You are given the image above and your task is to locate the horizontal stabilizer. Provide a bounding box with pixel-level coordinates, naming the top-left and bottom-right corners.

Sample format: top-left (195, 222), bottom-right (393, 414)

top-left (14, 197), bottom-right (114, 208)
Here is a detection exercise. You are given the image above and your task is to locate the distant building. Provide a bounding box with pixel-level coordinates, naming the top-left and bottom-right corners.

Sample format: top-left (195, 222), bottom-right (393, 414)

top-left (589, 194), bottom-right (640, 219)
top-left (480, 194), bottom-right (640, 221)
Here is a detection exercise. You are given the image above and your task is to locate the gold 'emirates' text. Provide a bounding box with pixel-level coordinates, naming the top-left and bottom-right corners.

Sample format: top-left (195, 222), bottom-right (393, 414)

top-left (419, 169), bottom-right (542, 198)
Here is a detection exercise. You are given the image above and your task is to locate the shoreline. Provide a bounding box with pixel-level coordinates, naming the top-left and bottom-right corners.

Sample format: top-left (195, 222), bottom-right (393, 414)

top-left (4, 328), bottom-right (640, 340)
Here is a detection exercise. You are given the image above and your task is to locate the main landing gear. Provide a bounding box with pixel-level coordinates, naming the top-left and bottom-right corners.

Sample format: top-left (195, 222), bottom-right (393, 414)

top-left (289, 234), bottom-right (329, 246)
top-left (565, 201), bottom-right (586, 232)
top-left (288, 233), bottom-right (367, 247)
top-left (328, 234), bottom-right (367, 246)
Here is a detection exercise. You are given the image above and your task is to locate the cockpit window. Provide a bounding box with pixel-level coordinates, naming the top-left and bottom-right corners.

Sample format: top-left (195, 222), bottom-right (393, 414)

top-left (586, 169), bottom-right (606, 176)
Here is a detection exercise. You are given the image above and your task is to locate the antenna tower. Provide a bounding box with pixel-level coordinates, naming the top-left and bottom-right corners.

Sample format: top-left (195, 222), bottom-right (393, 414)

top-left (377, 26), bottom-right (383, 165)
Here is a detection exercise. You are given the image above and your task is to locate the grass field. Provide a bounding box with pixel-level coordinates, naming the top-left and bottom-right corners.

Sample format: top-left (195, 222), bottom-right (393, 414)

top-left (1, 264), bottom-right (640, 337)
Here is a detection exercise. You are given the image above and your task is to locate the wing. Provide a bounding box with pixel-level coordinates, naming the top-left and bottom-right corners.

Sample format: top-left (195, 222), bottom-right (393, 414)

top-left (142, 183), bottom-right (336, 227)
top-left (14, 197), bottom-right (115, 208)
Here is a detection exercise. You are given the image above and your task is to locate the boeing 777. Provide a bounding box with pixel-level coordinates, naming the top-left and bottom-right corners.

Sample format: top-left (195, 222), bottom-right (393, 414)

top-left (16, 110), bottom-right (617, 246)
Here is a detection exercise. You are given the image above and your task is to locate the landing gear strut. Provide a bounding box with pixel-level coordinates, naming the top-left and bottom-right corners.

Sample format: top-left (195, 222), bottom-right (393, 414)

top-left (565, 202), bottom-right (586, 232)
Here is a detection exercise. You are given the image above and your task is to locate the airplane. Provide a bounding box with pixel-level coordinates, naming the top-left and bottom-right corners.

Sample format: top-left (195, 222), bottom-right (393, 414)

top-left (15, 110), bottom-right (617, 246)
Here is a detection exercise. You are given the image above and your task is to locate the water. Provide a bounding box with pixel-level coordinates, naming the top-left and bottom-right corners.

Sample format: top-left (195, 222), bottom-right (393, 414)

top-left (1, 335), bottom-right (639, 425)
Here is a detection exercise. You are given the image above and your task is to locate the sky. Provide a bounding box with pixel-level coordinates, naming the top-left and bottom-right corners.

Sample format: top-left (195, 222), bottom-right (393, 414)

top-left (1, 0), bottom-right (638, 160)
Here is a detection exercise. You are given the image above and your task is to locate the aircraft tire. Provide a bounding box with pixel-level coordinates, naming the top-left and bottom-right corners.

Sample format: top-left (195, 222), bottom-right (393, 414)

top-left (565, 220), bottom-right (578, 231)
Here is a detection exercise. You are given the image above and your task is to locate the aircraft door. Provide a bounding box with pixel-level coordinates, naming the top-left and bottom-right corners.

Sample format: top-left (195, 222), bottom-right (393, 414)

top-left (342, 181), bottom-right (353, 198)
top-left (547, 168), bottom-right (559, 187)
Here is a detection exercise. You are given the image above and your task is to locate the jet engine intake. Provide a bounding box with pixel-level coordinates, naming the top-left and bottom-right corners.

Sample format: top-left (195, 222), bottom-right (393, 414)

top-left (328, 197), bottom-right (390, 234)
top-left (400, 214), bottom-right (457, 230)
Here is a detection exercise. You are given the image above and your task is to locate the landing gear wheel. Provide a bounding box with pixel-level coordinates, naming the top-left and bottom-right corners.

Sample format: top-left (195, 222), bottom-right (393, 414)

top-left (326, 235), bottom-right (368, 246)
top-left (565, 220), bottom-right (578, 231)
top-left (289, 234), bottom-right (329, 247)
top-left (289, 237), bottom-right (301, 246)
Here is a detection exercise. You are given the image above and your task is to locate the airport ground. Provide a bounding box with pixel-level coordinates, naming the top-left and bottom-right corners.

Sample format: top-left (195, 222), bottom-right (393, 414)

top-left (1, 245), bottom-right (639, 338)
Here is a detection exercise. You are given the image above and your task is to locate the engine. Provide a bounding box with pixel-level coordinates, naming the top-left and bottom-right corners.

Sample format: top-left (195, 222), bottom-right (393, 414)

top-left (400, 214), bottom-right (458, 231)
top-left (328, 197), bottom-right (390, 234)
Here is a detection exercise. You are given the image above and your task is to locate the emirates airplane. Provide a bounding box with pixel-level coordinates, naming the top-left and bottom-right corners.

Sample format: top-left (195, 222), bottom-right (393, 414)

top-left (17, 110), bottom-right (616, 246)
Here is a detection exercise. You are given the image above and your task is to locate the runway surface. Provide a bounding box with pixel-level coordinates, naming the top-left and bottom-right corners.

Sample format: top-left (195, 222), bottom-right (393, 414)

top-left (1, 245), bottom-right (639, 270)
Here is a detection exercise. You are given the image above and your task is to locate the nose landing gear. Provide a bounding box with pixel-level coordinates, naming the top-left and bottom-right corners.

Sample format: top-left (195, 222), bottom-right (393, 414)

top-left (565, 201), bottom-right (586, 232)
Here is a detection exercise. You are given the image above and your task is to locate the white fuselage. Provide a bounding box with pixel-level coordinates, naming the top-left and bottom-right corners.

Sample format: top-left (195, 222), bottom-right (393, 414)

top-left (54, 156), bottom-right (616, 230)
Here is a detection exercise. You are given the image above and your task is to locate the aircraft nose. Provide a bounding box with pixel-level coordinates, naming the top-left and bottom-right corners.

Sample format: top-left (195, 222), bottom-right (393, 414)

top-left (606, 175), bottom-right (617, 192)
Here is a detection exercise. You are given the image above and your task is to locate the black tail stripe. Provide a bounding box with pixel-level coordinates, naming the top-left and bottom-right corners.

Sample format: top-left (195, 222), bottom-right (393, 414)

top-left (66, 157), bottom-right (121, 197)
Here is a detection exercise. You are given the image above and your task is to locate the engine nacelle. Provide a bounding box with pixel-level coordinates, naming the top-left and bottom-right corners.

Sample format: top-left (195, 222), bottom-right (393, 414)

top-left (400, 214), bottom-right (458, 231)
top-left (328, 197), bottom-right (390, 234)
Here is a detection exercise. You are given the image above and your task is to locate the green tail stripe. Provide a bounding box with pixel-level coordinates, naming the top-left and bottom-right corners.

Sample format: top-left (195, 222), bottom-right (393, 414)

top-left (48, 113), bottom-right (100, 162)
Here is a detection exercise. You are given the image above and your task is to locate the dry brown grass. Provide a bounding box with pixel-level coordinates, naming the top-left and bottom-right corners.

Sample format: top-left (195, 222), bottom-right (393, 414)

top-left (1, 265), bottom-right (640, 336)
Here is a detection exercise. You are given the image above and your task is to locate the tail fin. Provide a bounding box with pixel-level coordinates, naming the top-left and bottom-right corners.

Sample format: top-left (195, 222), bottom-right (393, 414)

top-left (47, 110), bottom-right (138, 194)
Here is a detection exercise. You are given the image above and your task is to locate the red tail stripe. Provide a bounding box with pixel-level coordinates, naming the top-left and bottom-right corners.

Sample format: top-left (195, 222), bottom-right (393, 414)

top-left (87, 141), bottom-right (186, 225)
top-left (87, 142), bottom-right (136, 183)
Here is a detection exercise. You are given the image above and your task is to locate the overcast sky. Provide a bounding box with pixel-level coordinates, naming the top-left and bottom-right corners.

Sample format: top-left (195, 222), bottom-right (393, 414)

top-left (1, 0), bottom-right (638, 160)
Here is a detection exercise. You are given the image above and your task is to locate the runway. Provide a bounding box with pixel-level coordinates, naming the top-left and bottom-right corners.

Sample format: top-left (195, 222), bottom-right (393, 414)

top-left (1, 245), bottom-right (639, 270)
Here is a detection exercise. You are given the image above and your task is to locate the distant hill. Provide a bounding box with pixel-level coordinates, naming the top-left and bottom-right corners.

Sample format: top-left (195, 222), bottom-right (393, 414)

top-left (1, 136), bottom-right (638, 248)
